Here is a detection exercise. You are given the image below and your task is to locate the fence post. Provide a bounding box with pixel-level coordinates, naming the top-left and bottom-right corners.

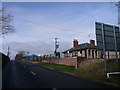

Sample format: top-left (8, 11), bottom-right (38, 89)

top-left (75, 57), bottom-right (78, 69)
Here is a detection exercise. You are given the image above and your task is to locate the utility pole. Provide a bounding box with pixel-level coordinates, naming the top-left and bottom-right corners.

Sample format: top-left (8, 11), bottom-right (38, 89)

top-left (113, 26), bottom-right (118, 63)
top-left (101, 23), bottom-right (107, 74)
top-left (118, 1), bottom-right (120, 63)
top-left (118, 1), bottom-right (120, 28)
top-left (116, 1), bottom-right (120, 63)
top-left (115, 1), bottom-right (120, 27)
top-left (7, 45), bottom-right (10, 57)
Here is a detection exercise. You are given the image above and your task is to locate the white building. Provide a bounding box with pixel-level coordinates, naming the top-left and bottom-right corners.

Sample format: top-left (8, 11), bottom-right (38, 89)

top-left (62, 39), bottom-right (120, 59)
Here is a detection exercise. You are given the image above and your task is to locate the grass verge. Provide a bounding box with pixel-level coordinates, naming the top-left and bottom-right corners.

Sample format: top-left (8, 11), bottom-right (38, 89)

top-left (37, 60), bottom-right (120, 87)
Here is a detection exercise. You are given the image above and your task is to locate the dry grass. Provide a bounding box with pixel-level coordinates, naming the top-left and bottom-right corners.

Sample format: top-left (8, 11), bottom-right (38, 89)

top-left (78, 59), bottom-right (104, 73)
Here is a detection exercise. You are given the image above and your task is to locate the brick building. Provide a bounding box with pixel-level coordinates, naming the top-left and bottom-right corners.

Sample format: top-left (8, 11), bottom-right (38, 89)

top-left (62, 39), bottom-right (120, 59)
top-left (62, 39), bottom-right (99, 59)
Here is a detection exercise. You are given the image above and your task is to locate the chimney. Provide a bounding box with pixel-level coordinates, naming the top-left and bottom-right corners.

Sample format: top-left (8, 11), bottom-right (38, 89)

top-left (73, 39), bottom-right (78, 48)
top-left (90, 39), bottom-right (95, 45)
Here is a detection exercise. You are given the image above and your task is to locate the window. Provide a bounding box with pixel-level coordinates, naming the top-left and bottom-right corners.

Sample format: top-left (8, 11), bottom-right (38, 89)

top-left (72, 51), bottom-right (78, 56)
top-left (88, 50), bottom-right (90, 56)
top-left (72, 51), bottom-right (75, 57)
top-left (75, 51), bottom-right (78, 56)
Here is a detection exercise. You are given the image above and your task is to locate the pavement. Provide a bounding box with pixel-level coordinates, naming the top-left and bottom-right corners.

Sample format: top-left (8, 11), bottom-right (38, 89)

top-left (2, 60), bottom-right (116, 89)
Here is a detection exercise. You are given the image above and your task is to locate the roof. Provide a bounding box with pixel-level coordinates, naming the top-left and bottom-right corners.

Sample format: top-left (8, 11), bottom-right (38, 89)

top-left (62, 43), bottom-right (97, 53)
top-left (28, 54), bottom-right (37, 60)
top-left (29, 54), bottom-right (37, 57)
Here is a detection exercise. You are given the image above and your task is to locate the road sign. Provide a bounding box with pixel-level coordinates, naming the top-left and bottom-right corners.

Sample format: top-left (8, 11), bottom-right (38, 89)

top-left (96, 22), bottom-right (120, 51)
top-left (95, 22), bottom-right (120, 74)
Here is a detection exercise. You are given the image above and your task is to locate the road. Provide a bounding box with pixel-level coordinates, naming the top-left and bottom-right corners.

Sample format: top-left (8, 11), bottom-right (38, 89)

top-left (2, 60), bottom-right (115, 89)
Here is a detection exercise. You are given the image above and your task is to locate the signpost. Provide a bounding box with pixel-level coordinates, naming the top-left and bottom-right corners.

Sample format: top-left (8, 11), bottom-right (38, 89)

top-left (96, 22), bottom-right (120, 51)
top-left (95, 22), bottom-right (120, 74)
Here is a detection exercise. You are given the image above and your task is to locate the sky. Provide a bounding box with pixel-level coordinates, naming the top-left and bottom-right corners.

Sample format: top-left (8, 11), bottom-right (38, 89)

top-left (1, 0), bottom-right (120, 2)
top-left (1, 1), bottom-right (118, 59)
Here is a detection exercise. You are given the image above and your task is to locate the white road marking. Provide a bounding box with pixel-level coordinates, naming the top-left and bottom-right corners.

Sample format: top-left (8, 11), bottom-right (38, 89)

top-left (30, 71), bottom-right (36, 75)
top-left (53, 88), bottom-right (57, 90)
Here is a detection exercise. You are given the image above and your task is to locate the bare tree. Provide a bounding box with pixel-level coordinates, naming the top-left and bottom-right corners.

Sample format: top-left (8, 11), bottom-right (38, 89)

top-left (15, 51), bottom-right (27, 60)
top-left (0, 8), bottom-right (15, 35)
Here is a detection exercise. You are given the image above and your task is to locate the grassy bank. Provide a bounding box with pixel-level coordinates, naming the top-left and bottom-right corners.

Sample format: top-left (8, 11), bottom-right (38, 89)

top-left (37, 59), bottom-right (120, 86)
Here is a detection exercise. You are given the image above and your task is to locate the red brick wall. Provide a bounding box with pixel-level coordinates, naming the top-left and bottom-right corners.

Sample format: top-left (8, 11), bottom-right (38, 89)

top-left (41, 57), bottom-right (77, 66)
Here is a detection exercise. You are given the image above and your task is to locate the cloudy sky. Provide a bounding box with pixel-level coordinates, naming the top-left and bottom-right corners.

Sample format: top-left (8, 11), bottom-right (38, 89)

top-left (1, 1), bottom-right (118, 59)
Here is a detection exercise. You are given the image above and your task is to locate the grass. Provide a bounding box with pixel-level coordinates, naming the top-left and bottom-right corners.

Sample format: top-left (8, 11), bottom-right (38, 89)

top-left (105, 59), bottom-right (120, 85)
top-left (37, 62), bottom-right (106, 82)
top-left (38, 62), bottom-right (75, 72)
top-left (27, 59), bottom-right (120, 87)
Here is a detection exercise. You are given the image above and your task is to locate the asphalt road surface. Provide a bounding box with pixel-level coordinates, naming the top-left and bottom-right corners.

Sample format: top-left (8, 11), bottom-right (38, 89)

top-left (2, 60), bottom-right (116, 89)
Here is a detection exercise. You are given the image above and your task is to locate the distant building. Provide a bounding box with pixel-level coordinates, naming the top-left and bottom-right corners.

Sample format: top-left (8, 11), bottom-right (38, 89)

top-left (62, 39), bottom-right (99, 59)
top-left (28, 54), bottom-right (37, 60)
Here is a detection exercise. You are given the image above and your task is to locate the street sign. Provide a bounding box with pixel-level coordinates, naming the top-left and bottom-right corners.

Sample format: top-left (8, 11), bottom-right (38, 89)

top-left (95, 22), bottom-right (120, 74)
top-left (96, 22), bottom-right (120, 51)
